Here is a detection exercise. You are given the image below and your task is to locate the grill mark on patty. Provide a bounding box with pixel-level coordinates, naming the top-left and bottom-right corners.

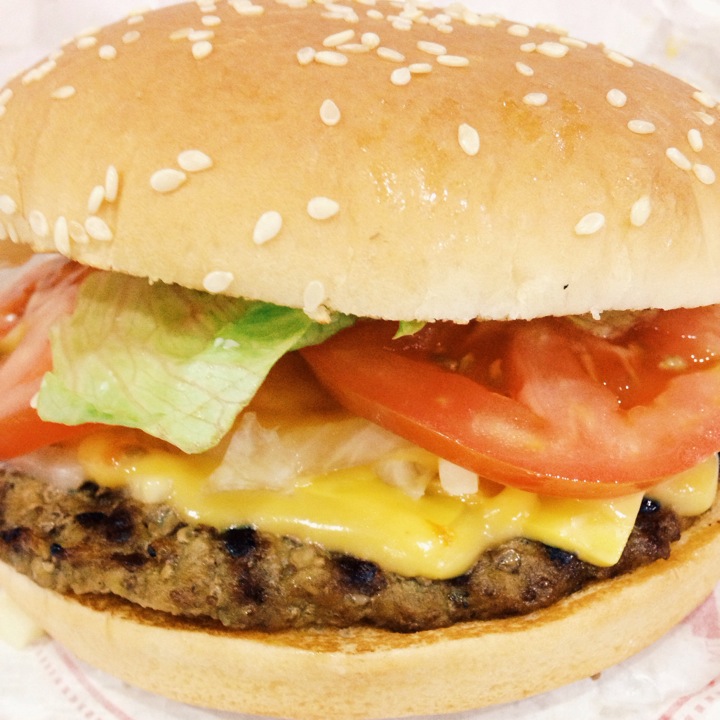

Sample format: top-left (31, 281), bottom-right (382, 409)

top-left (0, 470), bottom-right (688, 632)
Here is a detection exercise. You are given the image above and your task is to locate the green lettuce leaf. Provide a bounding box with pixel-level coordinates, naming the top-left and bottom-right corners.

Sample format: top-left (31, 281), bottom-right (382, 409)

top-left (393, 320), bottom-right (427, 339)
top-left (36, 272), bottom-right (353, 453)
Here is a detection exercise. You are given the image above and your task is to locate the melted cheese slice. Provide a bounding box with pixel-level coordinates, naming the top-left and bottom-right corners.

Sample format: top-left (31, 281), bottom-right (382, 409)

top-left (75, 430), bottom-right (718, 580)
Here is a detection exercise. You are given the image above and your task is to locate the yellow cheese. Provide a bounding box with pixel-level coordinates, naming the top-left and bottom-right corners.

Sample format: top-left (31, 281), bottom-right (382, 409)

top-left (75, 430), bottom-right (719, 580)
top-left (648, 454), bottom-right (719, 516)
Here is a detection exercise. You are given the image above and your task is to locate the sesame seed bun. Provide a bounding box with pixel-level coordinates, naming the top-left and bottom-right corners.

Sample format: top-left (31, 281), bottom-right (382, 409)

top-left (1, 2), bottom-right (720, 321)
top-left (2, 491), bottom-right (720, 719)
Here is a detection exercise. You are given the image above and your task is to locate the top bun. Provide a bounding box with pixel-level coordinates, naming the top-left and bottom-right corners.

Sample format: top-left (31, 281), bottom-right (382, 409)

top-left (1, 1), bottom-right (720, 321)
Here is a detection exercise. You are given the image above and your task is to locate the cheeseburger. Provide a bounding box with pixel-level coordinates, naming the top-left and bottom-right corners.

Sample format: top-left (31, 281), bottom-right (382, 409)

top-left (0, 0), bottom-right (720, 717)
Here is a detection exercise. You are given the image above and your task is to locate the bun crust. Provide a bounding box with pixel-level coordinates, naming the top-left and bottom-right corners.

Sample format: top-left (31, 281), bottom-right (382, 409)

top-left (3, 492), bottom-right (720, 719)
top-left (2, 2), bottom-right (720, 320)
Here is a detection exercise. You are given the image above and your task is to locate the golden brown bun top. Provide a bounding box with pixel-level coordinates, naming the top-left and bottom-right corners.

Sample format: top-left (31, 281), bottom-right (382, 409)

top-left (1, 1), bottom-right (720, 321)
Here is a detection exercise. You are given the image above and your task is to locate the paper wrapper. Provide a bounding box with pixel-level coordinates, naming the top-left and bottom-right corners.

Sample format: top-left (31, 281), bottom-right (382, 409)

top-left (1, 1), bottom-right (720, 718)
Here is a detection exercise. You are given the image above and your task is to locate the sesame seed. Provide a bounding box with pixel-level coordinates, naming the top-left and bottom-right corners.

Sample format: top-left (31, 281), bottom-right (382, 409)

top-left (22, 61), bottom-right (56, 84)
top-left (170, 28), bottom-right (193, 41)
top-left (253, 211), bottom-right (283, 244)
top-left (391, 17), bottom-right (413, 31)
top-left (399, 5), bottom-right (424, 21)
top-left (85, 216), bottom-right (113, 242)
top-left (51, 85), bottom-right (76, 100)
top-left (437, 54), bottom-right (470, 67)
top-left (127, 14), bottom-right (144, 25)
top-left (202, 15), bottom-right (222, 27)
top-left (574, 212), bottom-right (605, 236)
top-left (627, 119), bottom-right (656, 135)
top-left (476, 15), bottom-right (500, 28)
top-left (69, 221), bottom-right (88, 243)
top-left (314, 50), bottom-right (348, 67)
top-left (323, 3), bottom-right (359, 21)
top-left (99, 45), bottom-right (118, 60)
top-left (506, 23), bottom-right (529, 37)
top-left (515, 62), bottom-right (534, 77)
top-left (54, 216), bottom-right (70, 254)
top-left (297, 47), bottom-right (316, 65)
top-left (536, 22), bottom-right (568, 35)
top-left (523, 92), bottom-right (548, 107)
top-left (338, 43), bottom-right (370, 53)
top-left (390, 67), bottom-right (412, 86)
top-left (123, 30), bottom-right (141, 44)
top-left (377, 47), bottom-right (405, 63)
top-left (688, 128), bottom-right (704, 153)
top-left (605, 50), bottom-right (633, 67)
top-left (76, 24), bottom-right (99, 37)
top-left (203, 270), bottom-right (234, 294)
top-left (458, 123), bottom-right (480, 156)
top-left (307, 197), bottom-right (340, 220)
top-left (77, 36), bottom-right (98, 50)
top-left (105, 165), bottom-right (119, 203)
top-left (178, 149), bottom-right (213, 172)
top-left (150, 168), bottom-right (187, 193)
top-left (88, 185), bottom-right (106, 214)
top-left (693, 163), bottom-right (716, 185)
top-left (232, 3), bottom-right (265, 16)
top-left (188, 30), bottom-right (215, 42)
top-left (409, 62), bottom-right (433, 74)
top-left (5, 222), bottom-right (17, 243)
top-left (366, 9), bottom-right (384, 20)
top-left (666, 147), bottom-right (692, 170)
top-left (520, 42), bottom-right (536, 53)
top-left (435, 23), bottom-right (453, 34)
top-left (695, 111), bottom-right (716, 126)
top-left (0, 195), bottom-right (17, 215)
top-left (431, 13), bottom-right (452, 26)
top-left (461, 9), bottom-right (483, 26)
top-left (320, 99), bottom-right (341, 126)
top-left (192, 41), bottom-right (213, 60)
top-left (324, 29), bottom-right (355, 47)
top-left (692, 90), bottom-right (717, 109)
top-left (0, 88), bottom-right (13, 107)
top-left (303, 280), bottom-right (327, 315)
top-left (361, 32), bottom-right (380, 49)
top-left (536, 41), bottom-right (569, 58)
top-left (606, 88), bottom-right (627, 108)
top-left (560, 36), bottom-right (588, 49)
top-left (417, 40), bottom-right (446, 56)
top-left (630, 196), bottom-right (651, 227)
top-left (29, 210), bottom-right (49, 238)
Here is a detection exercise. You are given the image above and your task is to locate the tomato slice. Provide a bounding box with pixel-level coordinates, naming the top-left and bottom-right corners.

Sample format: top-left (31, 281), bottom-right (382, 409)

top-left (300, 310), bottom-right (720, 498)
top-left (0, 257), bottom-right (96, 458)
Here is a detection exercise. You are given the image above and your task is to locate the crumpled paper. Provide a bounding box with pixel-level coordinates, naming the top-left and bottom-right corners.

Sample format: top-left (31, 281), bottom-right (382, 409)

top-left (1, 1), bottom-right (720, 719)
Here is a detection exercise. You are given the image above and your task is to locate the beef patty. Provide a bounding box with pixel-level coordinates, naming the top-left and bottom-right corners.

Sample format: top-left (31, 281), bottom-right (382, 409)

top-left (0, 470), bottom-right (687, 632)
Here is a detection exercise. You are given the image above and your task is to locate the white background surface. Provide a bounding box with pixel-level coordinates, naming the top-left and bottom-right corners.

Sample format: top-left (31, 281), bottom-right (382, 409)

top-left (1, 1), bottom-right (720, 719)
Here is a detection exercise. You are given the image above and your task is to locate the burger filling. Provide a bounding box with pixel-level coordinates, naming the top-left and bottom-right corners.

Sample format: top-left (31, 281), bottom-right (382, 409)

top-left (0, 257), bottom-right (718, 632)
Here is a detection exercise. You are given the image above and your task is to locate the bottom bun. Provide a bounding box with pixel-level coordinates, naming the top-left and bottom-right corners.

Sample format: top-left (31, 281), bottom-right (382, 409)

top-left (2, 494), bottom-right (720, 720)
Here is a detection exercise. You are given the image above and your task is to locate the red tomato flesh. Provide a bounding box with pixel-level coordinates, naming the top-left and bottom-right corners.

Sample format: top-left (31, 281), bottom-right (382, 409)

top-left (0, 258), bottom-right (95, 458)
top-left (301, 310), bottom-right (720, 498)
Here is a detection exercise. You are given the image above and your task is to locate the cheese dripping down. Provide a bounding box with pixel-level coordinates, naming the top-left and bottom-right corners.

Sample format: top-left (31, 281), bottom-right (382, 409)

top-left (5, 353), bottom-right (717, 580)
top-left (70, 424), bottom-right (717, 580)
